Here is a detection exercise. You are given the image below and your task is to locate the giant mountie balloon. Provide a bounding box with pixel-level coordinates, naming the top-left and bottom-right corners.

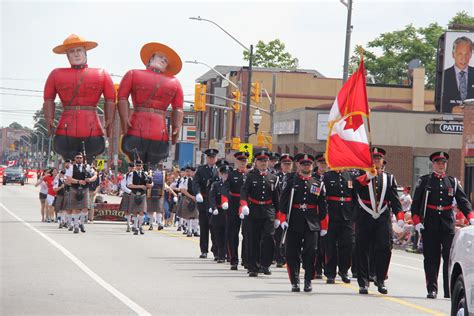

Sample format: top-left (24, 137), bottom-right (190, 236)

top-left (117, 42), bottom-right (184, 165)
top-left (43, 34), bottom-right (116, 160)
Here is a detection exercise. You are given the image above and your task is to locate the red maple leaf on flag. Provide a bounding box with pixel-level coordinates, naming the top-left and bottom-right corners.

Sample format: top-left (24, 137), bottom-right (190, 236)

top-left (343, 114), bottom-right (363, 131)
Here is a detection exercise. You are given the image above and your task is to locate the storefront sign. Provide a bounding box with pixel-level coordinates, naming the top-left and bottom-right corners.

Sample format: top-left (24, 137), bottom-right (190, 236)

top-left (439, 123), bottom-right (463, 134)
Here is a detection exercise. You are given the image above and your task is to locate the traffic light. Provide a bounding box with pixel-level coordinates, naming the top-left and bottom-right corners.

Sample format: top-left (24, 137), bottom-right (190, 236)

top-left (231, 90), bottom-right (241, 113)
top-left (194, 83), bottom-right (207, 111)
top-left (251, 82), bottom-right (261, 103)
top-left (231, 137), bottom-right (240, 150)
top-left (257, 132), bottom-right (265, 147)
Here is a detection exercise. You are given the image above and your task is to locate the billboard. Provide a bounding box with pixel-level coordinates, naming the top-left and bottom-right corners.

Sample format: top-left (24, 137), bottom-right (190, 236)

top-left (437, 31), bottom-right (474, 113)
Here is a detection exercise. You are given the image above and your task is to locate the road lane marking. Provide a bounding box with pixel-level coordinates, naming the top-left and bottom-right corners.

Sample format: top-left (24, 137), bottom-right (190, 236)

top-left (390, 262), bottom-right (425, 272)
top-left (0, 202), bottom-right (151, 316)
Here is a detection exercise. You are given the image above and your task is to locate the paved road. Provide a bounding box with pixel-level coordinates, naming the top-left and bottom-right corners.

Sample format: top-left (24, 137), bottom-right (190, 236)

top-left (1, 184), bottom-right (451, 315)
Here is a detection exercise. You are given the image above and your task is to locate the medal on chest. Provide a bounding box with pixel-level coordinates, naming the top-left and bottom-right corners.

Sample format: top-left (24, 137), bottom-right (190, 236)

top-left (310, 183), bottom-right (320, 196)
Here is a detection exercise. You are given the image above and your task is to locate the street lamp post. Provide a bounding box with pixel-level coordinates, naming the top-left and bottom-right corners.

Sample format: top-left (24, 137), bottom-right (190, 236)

top-left (189, 16), bottom-right (254, 142)
top-left (341, 0), bottom-right (353, 83)
top-left (247, 109), bottom-right (262, 137)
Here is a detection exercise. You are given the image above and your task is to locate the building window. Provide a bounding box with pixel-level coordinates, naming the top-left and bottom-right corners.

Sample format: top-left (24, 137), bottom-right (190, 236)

top-left (183, 115), bottom-right (195, 126)
top-left (413, 156), bottom-right (432, 188)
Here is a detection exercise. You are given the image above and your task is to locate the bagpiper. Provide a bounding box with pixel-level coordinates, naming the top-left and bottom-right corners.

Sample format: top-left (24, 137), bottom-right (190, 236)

top-left (411, 151), bottom-right (473, 299)
top-left (280, 153), bottom-right (328, 292)
top-left (127, 160), bottom-right (153, 235)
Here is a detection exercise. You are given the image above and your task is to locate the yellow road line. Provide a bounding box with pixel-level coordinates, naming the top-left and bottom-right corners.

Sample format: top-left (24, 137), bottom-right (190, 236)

top-left (152, 226), bottom-right (445, 315)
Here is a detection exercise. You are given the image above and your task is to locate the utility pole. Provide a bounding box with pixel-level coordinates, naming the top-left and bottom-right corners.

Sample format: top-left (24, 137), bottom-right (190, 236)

top-left (244, 44), bottom-right (254, 143)
top-left (270, 73), bottom-right (276, 132)
top-left (342, 0), bottom-right (353, 83)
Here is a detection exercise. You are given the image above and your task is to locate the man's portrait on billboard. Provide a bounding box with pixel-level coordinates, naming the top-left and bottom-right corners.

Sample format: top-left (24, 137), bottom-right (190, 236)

top-left (441, 35), bottom-right (474, 113)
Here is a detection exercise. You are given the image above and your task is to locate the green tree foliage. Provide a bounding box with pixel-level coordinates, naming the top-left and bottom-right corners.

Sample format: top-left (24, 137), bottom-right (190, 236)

top-left (9, 122), bottom-right (23, 129)
top-left (350, 11), bottom-right (473, 88)
top-left (243, 39), bottom-right (299, 69)
top-left (449, 10), bottom-right (474, 28)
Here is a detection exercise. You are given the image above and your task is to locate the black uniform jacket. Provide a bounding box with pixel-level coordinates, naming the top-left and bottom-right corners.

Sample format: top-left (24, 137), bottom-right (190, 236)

top-left (322, 170), bottom-right (357, 223)
top-left (411, 173), bottom-right (472, 232)
top-left (353, 171), bottom-right (402, 223)
top-left (209, 179), bottom-right (228, 227)
top-left (240, 169), bottom-right (279, 219)
top-left (192, 164), bottom-right (218, 197)
top-left (280, 173), bottom-right (328, 233)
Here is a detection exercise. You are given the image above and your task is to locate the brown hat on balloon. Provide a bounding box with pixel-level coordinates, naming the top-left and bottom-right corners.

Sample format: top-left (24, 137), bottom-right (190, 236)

top-left (53, 34), bottom-right (98, 54)
top-left (140, 42), bottom-right (182, 76)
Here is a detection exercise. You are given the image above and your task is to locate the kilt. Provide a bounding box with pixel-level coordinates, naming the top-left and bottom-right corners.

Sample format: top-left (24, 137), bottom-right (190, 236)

top-left (54, 195), bottom-right (64, 213)
top-left (64, 187), bottom-right (90, 210)
top-left (180, 196), bottom-right (199, 219)
top-left (119, 193), bottom-right (131, 213)
top-left (128, 192), bottom-right (147, 213)
top-left (174, 196), bottom-right (184, 217)
top-left (147, 196), bottom-right (164, 214)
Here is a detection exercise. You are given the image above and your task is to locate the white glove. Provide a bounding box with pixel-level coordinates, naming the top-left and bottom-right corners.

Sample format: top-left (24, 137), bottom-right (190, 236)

top-left (239, 213), bottom-right (245, 219)
top-left (242, 205), bottom-right (250, 216)
top-left (222, 202), bottom-right (229, 210)
top-left (280, 221), bottom-right (289, 230)
top-left (274, 219), bottom-right (281, 229)
top-left (415, 223), bottom-right (424, 233)
top-left (470, 219), bottom-right (474, 226)
top-left (397, 220), bottom-right (405, 228)
top-left (196, 193), bottom-right (203, 203)
top-left (173, 196), bottom-right (178, 203)
top-left (212, 209), bottom-right (219, 215)
top-left (366, 171), bottom-right (376, 180)
top-left (208, 207), bottom-right (213, 214)
top-left (320, 230), bottom-right (328, 237)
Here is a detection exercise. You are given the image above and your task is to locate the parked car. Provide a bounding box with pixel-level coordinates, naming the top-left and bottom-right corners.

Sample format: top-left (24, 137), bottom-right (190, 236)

top-left (2, 167), bottom-right (25, 185)
top-left (449, 225), bottom-right (474, 316)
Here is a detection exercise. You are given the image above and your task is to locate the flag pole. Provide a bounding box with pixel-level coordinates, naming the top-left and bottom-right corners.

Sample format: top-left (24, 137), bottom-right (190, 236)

top-left (356, 46), bottom-right (376, 172)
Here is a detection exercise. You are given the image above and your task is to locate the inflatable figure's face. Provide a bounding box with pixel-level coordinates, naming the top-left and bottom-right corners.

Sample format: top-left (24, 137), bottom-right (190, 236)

top-left (149, 52), bottom-right (169, 72)
top-left (67, 46), bottom-right (87, 66)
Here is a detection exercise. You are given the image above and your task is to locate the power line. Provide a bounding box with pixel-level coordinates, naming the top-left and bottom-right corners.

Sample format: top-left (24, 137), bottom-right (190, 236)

top-left (0, 87), bottom-right (43, 93)
top-left (0, 92), bottom-right (42, 98)
top-left (0, 77), bottom-right (44, 82)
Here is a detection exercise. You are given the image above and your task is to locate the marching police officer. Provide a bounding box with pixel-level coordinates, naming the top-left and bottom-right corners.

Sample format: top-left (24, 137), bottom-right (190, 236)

top-left (313, 154), bottom-right (328, 279)
top-left (411, 151), bottom-right (473, 299)
top-left (353, 147), bottom-right (403, 295)
top-left (226, 151), bottom-right (249, 270)
top-left (321, 152), bottom-right (356, 284)
top-left (193, 148), bottom-right (219, 259)
top-left (280, 153), bottom-right (328, 292)
top-left (240, 150), bottom-right (279, 277)
top-left (274, 154), bottom-right (294, 268)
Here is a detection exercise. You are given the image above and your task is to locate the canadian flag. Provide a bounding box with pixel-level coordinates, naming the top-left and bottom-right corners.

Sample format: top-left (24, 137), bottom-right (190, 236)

top-left (7, 160), bottom-right (17, 167)
top-left (325, 60), bottom-right (373, 170)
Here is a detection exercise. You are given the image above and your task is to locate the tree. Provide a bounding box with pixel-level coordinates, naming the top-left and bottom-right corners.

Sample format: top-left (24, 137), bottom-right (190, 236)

top-left (449, 10), bottom-right (474, 28)
top-left (243, 39), bottom-right (299, 69)
top-left (9, 122), bottom-right (23, 129)
top-left (349, 11), bottom-right (473, 88)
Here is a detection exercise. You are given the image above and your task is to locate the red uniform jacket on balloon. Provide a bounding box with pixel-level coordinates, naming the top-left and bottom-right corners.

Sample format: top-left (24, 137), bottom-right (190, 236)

top-left (43, 65), bottom-right (116, 138)
top-left (118, 68), bottom-right (183, 141)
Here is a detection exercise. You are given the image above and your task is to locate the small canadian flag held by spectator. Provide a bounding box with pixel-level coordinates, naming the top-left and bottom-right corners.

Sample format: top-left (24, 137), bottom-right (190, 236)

top-left (7, 160), bottom-right (16, 167)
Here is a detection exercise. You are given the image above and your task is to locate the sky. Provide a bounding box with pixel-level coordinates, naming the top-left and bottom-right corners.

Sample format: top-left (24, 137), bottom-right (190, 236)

top-left (1, 0), bottom-right (472, 129)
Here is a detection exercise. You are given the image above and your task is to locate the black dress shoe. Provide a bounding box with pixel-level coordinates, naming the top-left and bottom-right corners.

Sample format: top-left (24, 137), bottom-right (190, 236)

top-left (148, 225), bottom-right (154, 231)
top-left (304, 280), bottom-right (312, 292)
top-left (427, 291), bottom-right (437, 299)
top-left (276, 263), bottom-right (284, 268)
top-left (444, 293), bottom-right (450, 299)
top-left (339, 273), bottom-right (351, 284)
top-left (217, 259), bottom-right (225, 263)
top-left (199, 253), bottom-right (207, 259)
top-left (249, 271), bottom-right (258, 277)
top-left (359, 286), bottom-right (369, 294)
top-left (326, 278), bottom-right (335, 284)
top-left (291, 283), bottom-right (301, 292)
top-left (230, 265), bottom-right (238, 270)
top-left (262, 267), bottom-right (272, 275)
top-left (214, 257), bottom-right (218, 261)
top-left (377, 283), bottom-right (388, 295)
